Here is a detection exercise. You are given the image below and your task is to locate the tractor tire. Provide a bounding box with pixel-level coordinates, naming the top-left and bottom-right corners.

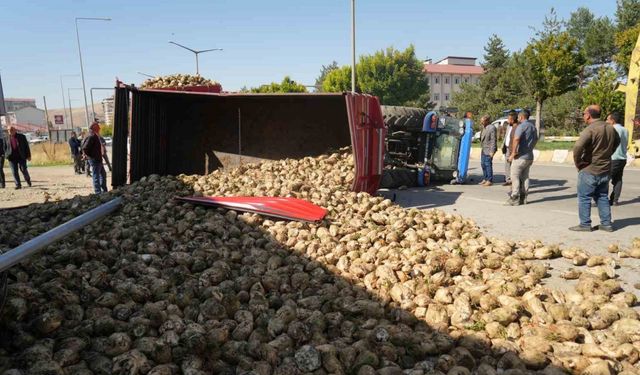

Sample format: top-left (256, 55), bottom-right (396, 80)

top-left (379, 168), bottom-right (417, 189)
top-left (381, 106), bottom-right (428, 131)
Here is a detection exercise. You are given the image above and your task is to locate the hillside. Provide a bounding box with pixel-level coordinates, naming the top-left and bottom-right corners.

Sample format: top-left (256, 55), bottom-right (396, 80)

top-left (46, 103), bottom-right (105, 128)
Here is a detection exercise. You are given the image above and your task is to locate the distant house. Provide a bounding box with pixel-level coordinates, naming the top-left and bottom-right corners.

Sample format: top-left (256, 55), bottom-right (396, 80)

top-left (423, 56), bottom-right (484, 109)
top-left (4, 98), bottom-right (36, 112)
top-left (12, 107), bottom-right (46, 127)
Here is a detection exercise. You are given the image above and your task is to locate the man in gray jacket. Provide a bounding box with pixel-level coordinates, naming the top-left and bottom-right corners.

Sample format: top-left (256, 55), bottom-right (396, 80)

top-left (479, 115), bottom-right (497, 186)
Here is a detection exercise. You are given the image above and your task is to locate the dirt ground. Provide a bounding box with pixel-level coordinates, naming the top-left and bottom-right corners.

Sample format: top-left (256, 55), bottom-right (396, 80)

top-left (0, 165), bottom-right (95, 209)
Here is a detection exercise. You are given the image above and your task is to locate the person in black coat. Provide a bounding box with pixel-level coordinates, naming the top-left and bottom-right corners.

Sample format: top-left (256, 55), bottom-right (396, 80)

top-left (6, 126), bottom-right (32, 189)
top-left (0, 132), bottom-right (6, 188)
top-left (68, 131), bottom-right (82, 174)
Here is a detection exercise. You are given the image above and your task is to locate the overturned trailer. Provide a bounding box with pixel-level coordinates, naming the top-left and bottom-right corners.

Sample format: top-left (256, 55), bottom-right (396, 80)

top-left (111, 83), bottom-right (387, 194)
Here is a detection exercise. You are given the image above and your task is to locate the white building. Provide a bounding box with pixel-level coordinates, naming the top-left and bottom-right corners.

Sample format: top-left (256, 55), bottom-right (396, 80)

top-left (6, 107), bottom-right (46, 128)
top-left (424, 56), bottom-right (484, 109)
top-left (102, 96), bottom-right (114, 126)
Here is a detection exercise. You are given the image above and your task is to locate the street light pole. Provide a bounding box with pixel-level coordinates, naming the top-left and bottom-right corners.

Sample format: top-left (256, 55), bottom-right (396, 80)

top-left (168, 41), bottom-right (222, 75)
top-left (60, 74), bottom-right (79, 128)
top-left (75, 17), bottom-right (111, 129)
top-left (351, 0), bottom-right (356, 93)
top-left (137, 72), bottom-right (155, 78)
top-left (68, 88), bottom-right (83, 129)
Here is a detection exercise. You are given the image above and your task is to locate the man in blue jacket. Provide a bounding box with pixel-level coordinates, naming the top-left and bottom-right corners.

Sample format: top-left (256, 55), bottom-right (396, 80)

top-left (68, 131), bottom-right (82, 174)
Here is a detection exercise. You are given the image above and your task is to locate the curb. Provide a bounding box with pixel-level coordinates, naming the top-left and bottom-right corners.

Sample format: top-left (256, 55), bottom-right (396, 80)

top-left (471, 148), bottom-right (640, 167)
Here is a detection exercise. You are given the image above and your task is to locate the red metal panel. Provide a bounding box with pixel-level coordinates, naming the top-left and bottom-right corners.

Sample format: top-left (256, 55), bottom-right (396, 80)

top-left (345, 93), bottom-right (387, 194)
top-left (175, 196), bottom-right (327, 222)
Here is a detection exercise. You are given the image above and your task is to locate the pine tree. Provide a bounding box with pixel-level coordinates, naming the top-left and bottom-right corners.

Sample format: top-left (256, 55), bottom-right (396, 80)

top-left (482, 35), bottom-right (509, 70)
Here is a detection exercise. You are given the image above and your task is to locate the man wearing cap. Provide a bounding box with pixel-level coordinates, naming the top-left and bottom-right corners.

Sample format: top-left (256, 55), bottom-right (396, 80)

top-left (6, 126), bottom-right (32, 189)
top-left (82, 122), bottom-right (108, 193)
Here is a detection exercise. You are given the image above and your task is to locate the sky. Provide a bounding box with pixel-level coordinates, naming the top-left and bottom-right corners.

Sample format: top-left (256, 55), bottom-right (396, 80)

top-left (1, 0), bottom-right (617, 110)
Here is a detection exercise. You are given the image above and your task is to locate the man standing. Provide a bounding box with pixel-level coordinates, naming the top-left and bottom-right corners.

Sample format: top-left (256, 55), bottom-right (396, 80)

top-left (82, 122), bottom-right (108, 194)
top-left (607, 112), bottom-right (628, 206)
top-left (505, 110), bottom-right (537, 206)
top-left (502, 111), bottom-right (518, 186)
top-left (479, 115), bottom-right (497, 186)
top-left (0, 131), bottom-right (6, 188)
top-left (68, 131), bottom-right (82, 174)
top-left (571, 105), bottom-right (620, 232)
top-left (5, 126), bottom-right (32, 189)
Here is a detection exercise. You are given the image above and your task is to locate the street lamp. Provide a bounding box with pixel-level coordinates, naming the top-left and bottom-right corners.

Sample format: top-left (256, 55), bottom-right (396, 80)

top-left (60, 74), bottom-right (79, 128)
top-left (137, 72), bottom-right (155, 78)
top-left (168, 41), bottom-right (222, 75)
top-left (68, 87), bottom-right (83, 129)
top-left (76, 17), bottom-right (111, 129)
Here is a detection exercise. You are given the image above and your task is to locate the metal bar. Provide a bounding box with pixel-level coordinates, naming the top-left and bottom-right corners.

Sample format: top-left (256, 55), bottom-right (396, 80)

top-left (0, 197), bottom-right (123, 273)
top-left (351, 0), bottom-right (356, 93)
top-left (112, 86), bottom-right (129, 187)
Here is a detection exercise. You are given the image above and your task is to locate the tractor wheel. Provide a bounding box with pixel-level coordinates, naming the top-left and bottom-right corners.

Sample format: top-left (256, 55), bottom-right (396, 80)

top-left (381, 106), bottom-right (428, 131)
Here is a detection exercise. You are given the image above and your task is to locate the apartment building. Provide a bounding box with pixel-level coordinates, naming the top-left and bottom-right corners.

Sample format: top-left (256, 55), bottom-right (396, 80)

top-left (424, 57), bottom-right (484, 109)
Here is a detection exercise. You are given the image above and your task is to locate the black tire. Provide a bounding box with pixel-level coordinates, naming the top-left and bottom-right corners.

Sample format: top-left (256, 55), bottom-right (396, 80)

top-left (379, 168), bottom-right (417, 189)
top-left (381, 106), bottom-right (428, 131)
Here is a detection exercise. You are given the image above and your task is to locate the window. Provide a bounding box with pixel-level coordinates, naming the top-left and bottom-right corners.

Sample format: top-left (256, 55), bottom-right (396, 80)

top-left (445, 94), bottom-right (449, 101)
top-left (445, 77), bottom-right (449, 84)
top-left (454, 78), bottom-right (459, 84)
top-left (435, 77), bottom-right (439, 84)
top-left (426, 77), bottom-right (430, 84)
top-left (465, 78), bottom-right (469, 83)
top-left (434, 94), bottom-right (440, 101)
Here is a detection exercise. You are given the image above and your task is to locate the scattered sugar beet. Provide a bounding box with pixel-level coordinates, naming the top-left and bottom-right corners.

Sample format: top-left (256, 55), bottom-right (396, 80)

top-left (0, 148), bottom-right (638, 375)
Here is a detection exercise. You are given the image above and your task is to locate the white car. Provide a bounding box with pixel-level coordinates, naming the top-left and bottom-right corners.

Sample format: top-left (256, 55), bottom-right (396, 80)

top-left (103, 137), bottom-right (113, 145)
top-left (29, 137), bottom-right (45, 144)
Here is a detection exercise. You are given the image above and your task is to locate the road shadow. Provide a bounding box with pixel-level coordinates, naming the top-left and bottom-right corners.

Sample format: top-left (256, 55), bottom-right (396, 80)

top-left (619, 196), bottom-right (640, 206)
top-left (380, 187), bottom-right (463, 210)
top-left (0, 180), bottom-right (610, 374)
top-left (527, 193), bottom-right (577, 204)
top-left (613, 216), bottom-right (640, 230)
top-left (527, 186), bottom-right (569, 195)
top-left (528, 179), bottom-right (568, 188)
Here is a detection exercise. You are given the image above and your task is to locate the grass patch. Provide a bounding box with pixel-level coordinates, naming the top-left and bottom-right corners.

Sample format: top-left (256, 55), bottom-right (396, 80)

top-left (535, 141), bottom-right (574, 151)
top-left (29, 143), bottom-right (73, 166)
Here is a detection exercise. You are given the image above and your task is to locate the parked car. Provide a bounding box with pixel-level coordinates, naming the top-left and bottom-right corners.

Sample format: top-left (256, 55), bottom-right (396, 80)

top-left (103, 137), bottom-right (112, 145)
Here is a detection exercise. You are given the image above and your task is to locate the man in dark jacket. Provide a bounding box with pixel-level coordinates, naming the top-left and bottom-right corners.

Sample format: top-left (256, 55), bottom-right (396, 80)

top-left (479, 115), bottom-right (497, 186)
top-left (0, 132), bottom-right (6, 188)
top-left (68, 131), bottom-right (82, 174)
top-left (571, 105), bottom-right (620, 232)
top-left (82, 123), bottom-right (107, 193)
top-left (6, 126), bottom-right (32, 189)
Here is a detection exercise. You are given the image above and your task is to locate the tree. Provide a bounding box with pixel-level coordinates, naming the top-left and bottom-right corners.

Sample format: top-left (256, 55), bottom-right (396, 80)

top-left (314, 61), bottom-right (339, 91)
top-left (533, 8), bottom-right (564, 39)
top-left (482, 34), bottom-right (509, 70)
top-left (581, 67), bottom-right (625, 118)
top-left (516, 32), bottom-right (585, 136)
top-left (616, 0), bottom-right (640, 31)
top-left (321, 66), bottom-right (353, 92)
top-left (614, 23), bottom-right (640, 75)
top-left (250, 76), bottom-right (307, 93)
top-left (567, 8), bottom-right (615, 67)
top-left (322, 45), bottom-right (432, 108)
top-left (356, 45), bottom-right (430, 107)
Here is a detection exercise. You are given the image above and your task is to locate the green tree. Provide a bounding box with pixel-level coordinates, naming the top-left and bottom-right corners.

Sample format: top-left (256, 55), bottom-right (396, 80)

top-left (614, 23), bottom-right (640, 74)
top-left (250, 76), bottom-right (307, 93)
top-left (616, 0), bottom-right (640, 31)
top-left (541, 90), bottom-right (583, 135)
top-left (322, 46), bottom-right (432, 108)
top-left (482, 34), bottom-right (509, 70)
top-left (356, 45), bottom-right (430, 107)
top-left (314, 61), bottom-right (339, 91)
top-left (322, 65), bottom-right (353, 92)
top-left (581, 67), bottom-right (626, 118)
top-left (516, 31), bottom-right (585, 136)
top-left (567, 8), bottom-right (616, 67)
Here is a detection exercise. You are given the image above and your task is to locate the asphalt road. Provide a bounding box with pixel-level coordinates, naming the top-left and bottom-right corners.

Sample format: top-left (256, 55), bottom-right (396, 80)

top-left (388, 160), bottom-right (640, 291)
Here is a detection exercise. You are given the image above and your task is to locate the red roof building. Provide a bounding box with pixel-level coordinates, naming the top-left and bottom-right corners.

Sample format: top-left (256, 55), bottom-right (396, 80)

top-left (423, 56), bottom-right (484, 109)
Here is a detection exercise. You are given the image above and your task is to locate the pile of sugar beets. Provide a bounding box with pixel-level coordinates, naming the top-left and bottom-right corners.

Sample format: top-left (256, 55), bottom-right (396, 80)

top-left (0, 148), bottom-right (639, 375)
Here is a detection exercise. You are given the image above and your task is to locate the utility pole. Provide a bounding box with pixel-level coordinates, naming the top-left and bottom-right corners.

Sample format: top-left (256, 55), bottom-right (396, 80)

top-left (168, 41), bottom-right (222, 75)
top-left (43, 96), bottom-right (52, 140)
top-left (351, 0), bottom-right (356, 93)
